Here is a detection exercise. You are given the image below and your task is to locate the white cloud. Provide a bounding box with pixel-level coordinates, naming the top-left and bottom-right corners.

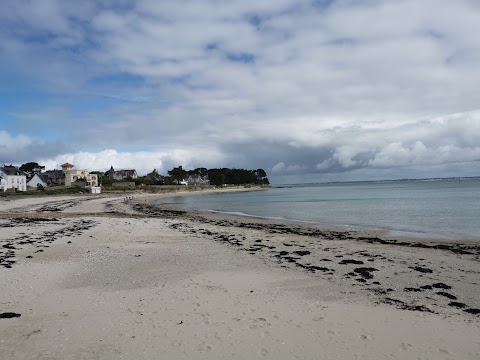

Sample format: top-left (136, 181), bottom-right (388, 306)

top-left (316, 158), bottom-right (336, 171)
top-left (271, 162), bottom-right (286, 173)
top-left (271, 162), bottom-right (305, 174)
top-left (0, 131), bottom-right (33, 153)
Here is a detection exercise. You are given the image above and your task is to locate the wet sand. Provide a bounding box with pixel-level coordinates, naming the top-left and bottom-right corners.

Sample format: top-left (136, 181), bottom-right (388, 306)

top-left (0, 191), bottom-right (479, 359)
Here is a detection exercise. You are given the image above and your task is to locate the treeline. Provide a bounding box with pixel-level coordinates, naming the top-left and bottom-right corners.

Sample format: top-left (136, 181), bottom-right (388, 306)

top-left (96, 166), bottom-right (269, 187)
top-left (206, 168), bottom-right (269, 186)
top-left (165, 166), bottom-right (269, 186)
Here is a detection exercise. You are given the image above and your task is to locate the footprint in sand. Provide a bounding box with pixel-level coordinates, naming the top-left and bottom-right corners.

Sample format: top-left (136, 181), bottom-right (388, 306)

top-left (260, 330), bottom-right (271, 338)
top-left (259, 348), bottom-right (269, 356)
top-left (197, 344), bottom-right (212, 353)
top-left (400, 342), bottom-right (413, 350)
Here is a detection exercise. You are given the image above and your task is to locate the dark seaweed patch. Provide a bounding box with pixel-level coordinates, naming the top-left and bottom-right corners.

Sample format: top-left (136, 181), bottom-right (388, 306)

top-left (0, 312), bottom-right (21, 319)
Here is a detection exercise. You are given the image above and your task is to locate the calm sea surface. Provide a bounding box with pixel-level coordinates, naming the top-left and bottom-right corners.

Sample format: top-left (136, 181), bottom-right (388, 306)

top-left (157, 179), bottom-right (480, 240)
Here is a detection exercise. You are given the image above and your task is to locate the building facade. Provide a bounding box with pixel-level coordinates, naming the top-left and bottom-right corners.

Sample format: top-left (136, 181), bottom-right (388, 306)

top-left (0, 177), bottom-right (7, 192)
top-left (27, 174), bottom-right (49, 188)
top-left (0, 165), bottom-right (27, 192)
top-left (105, 166), bottom-right (138, 180)
top-left (61, 163), bottom-right (98, 187)
top-left (43, 170), bottom-right (65, 186)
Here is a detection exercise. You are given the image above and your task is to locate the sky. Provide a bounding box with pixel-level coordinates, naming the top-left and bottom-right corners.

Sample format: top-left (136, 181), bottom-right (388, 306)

top-left (1, 0), bottom-right (480, 184)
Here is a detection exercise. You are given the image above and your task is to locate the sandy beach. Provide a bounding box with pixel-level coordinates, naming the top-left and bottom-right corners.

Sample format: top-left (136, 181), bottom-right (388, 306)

top-left (0, 190), bottom-right (479, 360)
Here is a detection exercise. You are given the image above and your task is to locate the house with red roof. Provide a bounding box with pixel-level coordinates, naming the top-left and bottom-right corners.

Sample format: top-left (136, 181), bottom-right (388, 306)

top-left (62, 163), bottom-right (98, 187)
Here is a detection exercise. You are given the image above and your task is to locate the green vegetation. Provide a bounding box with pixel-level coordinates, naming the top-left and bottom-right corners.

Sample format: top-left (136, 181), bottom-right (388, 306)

top-left (19, 162), bottom-right (44, 173)
top-left (140, 166), bottom-right (269, 187)
top-left (90, 171), bottom-right (111, 185)
top-left (168, 166), bottom-right (188, 184)
top-left (206, 168), bottom-right (269, 187)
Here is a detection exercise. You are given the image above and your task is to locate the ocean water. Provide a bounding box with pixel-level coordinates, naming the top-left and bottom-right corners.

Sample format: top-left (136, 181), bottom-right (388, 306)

top-left (157, 179), bottom-right (480, 240)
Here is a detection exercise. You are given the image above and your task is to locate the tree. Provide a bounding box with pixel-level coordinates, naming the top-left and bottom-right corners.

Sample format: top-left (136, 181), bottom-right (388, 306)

top-left (133, 176), bottom-right (145, 186)
top-left (192, 167), bottom-right (208, 176)
top-left (90, 171), bottom-right (106, 180)
top-left (162, 176), bottom-right (175, 185)
top-left (144, 169), bottom-right (163, 185)
top-left (20, 162), bottom-right (44, 173)
top-left (255, 169), bottom-right (267, 178)
top-left (255, 169), bottom-right (269, 184)
top-left (168, 166), bottom-right (188, 184)
top-left (208, 170), bottom-right (226, 187)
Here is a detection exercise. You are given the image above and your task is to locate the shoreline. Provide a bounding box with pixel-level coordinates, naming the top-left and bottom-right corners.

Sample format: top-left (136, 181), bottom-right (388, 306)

top-left (146, 190), bottom-right (480, 245)
top-left (148, 186), bottom-right (480, 243)
top-left (0, 191), bottom-right (479, 359)
top-left (132, 194), bottom-right (480, 316)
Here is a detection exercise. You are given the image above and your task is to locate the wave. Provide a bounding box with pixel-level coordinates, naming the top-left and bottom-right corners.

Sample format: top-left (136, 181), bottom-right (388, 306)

top-left (206, 209), bottom-right (311, 224)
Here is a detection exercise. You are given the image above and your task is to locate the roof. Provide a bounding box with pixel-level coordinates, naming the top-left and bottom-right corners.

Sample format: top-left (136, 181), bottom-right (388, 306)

top-left (0, 165), bottom-right (26, 176)
top-left (28, 174), bottom-right (49, 183)
top-left (118, 169), bottom-right (137, 175)
top-left (144, 173), bottom-right (161, 180)
top-left (44, 170), bottom-right (64, 180)
top-left (105, 168), bottom-right (137, 177)
top-left (188, 174), bottom-right (208, 179)
top-left (61, 162), bottom-right (74, 168)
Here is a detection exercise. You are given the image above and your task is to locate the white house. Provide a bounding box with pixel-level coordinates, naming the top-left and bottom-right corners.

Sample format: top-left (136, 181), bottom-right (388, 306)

top-left (186, 174), bottom-right (210, 185)
top-left (180, 174), bottom-right (209, 186)
top-left (0, 177), bottom-right (7, 192)
top-left (27, 173), bottom-right (48, 188)
top-left (0, 165), bottom-right (27, 192)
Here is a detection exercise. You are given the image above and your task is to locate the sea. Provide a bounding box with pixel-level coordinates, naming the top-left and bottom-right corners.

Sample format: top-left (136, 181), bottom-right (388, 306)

top-left (156, 178), bottom-right (480, 240)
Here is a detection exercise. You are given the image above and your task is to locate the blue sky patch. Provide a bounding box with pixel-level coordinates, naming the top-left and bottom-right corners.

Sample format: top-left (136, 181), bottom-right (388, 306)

top-left (227, 52), bottom-right (255, 63)
top-left (86, 72), bottom-right (145, 88)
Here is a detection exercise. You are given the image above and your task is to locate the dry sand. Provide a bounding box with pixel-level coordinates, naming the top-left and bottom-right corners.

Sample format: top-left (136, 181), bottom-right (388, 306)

top-left (0, 191), bottom-right (479, 359)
